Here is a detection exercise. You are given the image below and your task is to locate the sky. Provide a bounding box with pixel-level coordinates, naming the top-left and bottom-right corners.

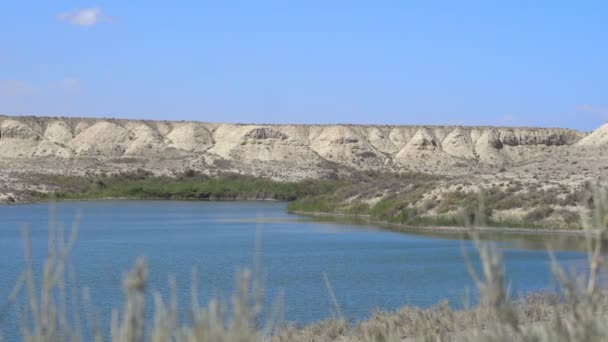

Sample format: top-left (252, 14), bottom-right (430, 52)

top-left (0, 1), bottom-right (607, 131)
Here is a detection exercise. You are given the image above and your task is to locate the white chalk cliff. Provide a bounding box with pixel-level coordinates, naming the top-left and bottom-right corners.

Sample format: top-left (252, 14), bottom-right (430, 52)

top-left (0, 115), bottom-right (601, 179)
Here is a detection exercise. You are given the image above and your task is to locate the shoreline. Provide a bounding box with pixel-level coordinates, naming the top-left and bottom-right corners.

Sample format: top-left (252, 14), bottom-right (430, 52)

top-left (290, 210), bottom-right (589, 236)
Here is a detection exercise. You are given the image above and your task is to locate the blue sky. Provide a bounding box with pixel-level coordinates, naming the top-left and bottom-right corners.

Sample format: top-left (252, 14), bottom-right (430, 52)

top-left (0, 1), bottom-right (606, 130)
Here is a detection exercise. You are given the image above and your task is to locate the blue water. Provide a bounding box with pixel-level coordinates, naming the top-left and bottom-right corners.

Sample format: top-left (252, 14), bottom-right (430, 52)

top-left (0, 201), bottom-right (588, 337)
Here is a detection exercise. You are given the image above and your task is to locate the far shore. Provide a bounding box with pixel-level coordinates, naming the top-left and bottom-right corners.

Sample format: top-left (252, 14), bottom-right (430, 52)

top-left (290, 210), bottom-right (590, 237)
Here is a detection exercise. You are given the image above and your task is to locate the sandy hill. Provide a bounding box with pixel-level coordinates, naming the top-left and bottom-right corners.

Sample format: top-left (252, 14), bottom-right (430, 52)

top-left (0, 115), bottom-right (606, 185)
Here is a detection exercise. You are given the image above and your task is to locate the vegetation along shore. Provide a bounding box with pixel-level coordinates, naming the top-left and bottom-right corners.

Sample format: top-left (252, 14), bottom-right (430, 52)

top-left (11, 169), bottom-right (599, 230)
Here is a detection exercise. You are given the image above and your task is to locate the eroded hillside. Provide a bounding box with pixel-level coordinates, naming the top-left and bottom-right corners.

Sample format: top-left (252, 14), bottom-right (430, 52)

top-left (0, 115), bottom-right (599, 177)
top-left (2, 115), bottom-right (608, 222)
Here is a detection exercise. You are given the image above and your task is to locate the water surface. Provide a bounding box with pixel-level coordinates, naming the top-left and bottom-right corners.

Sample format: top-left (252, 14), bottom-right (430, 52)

top-left (0, 201), bottom-right (589, 334)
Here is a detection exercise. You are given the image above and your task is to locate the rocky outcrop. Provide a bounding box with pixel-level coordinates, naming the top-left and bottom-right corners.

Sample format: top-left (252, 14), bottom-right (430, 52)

top-left (165, 123), bottom-right (214, 153)
top-left (442, 128), bottom-right (476, 159)
top-left (0, 115), bottom-right (594, 179)
top-left (70, 122), bottom-right (134, 157)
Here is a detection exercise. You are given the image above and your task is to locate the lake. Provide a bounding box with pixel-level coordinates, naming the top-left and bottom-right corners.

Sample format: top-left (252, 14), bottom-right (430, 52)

top-left (0, 200), bottom-right (589, 336)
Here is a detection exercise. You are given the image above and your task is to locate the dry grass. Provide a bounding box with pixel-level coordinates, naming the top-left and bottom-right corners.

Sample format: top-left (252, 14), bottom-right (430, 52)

top-left (4, 186), bottom-right (608, 341)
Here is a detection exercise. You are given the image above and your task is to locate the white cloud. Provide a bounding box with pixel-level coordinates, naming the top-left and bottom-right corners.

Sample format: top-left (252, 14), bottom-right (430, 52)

top-left (58, 7), bottom-right (109, 27)
top-left (0, 80), bottom-right (35, 97)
